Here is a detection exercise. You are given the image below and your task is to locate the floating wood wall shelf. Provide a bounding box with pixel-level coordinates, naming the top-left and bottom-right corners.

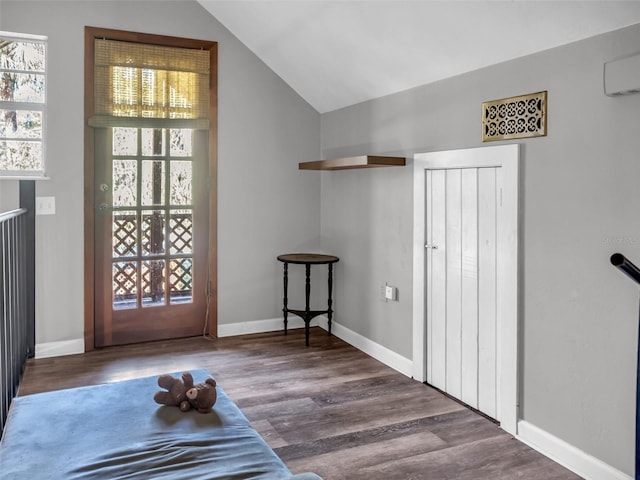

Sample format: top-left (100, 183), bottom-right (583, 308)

top-left (299, 155), bottom-right (406, 171)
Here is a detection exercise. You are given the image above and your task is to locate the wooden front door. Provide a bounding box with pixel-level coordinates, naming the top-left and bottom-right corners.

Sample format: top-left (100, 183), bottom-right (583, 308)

top-left (93, 127), bottom-right (211, 347)
top-left (85, 28), bottom-right (217, 349)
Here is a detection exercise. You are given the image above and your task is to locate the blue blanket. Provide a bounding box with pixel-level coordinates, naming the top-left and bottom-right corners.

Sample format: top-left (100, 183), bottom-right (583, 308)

top-left (0, 370), bottom-right (319, 479)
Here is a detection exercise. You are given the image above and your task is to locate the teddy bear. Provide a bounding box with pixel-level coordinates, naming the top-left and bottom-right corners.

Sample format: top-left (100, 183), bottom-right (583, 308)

top-left (154, 372), bottom-right (218, 413)
top-left (153, 372), bottom-right (195, 412)
top-left (186, 377), bottom-right (217, 413)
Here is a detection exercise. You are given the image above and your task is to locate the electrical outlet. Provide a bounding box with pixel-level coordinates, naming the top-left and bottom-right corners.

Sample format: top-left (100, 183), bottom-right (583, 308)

top-left (384, 285), bottom-right (397, 301)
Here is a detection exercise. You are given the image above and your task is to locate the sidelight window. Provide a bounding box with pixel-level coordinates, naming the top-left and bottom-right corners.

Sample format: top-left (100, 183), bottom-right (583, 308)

top-left (0, 31), bottom-right (47, 177)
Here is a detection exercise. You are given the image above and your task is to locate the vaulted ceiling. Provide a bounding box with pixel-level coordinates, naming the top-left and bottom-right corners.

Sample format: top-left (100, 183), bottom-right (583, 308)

top-left (198, 1), bottom-right (640, 113)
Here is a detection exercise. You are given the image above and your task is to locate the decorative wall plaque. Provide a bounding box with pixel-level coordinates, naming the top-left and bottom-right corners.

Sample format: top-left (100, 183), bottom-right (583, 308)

top-left (482, 91), bottom-right (547, 142)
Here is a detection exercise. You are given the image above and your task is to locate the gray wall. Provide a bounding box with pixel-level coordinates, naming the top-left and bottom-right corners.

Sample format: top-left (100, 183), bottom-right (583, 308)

top-left (0, 1), bottom-right (321, 344)
top-left (320, 24), bottom-right (640, 475)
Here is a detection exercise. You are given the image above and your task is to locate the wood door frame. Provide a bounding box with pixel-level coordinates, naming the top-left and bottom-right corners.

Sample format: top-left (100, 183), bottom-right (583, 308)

top-left (83, 27), bottom-right (218, 351)
top-left (412, 144), bottom-right (520, 435)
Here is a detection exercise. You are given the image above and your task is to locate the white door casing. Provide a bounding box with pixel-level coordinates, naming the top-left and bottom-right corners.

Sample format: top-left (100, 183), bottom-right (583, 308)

top-left (412, 144), bottom-right (519, 435)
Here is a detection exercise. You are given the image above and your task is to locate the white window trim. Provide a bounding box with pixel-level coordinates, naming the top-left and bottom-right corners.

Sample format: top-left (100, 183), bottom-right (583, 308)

top-left (0, 30), bottom-right (48, 179)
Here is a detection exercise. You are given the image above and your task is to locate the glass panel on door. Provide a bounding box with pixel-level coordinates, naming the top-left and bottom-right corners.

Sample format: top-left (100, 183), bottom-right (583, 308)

top-left (110, 127), bottom-right (194, 311)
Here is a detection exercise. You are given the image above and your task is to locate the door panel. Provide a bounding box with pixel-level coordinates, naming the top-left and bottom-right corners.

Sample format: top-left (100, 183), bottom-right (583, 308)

top-left (426, 169), bottom-right (447, 389)
top-left (460, 168), bottom-right (479, 408)
top-left (94, 127), bottom-right (209, 347)
top-left (478, 167), bottom-right (498, 418)
top-left (426, 166), bottom-right (500, 420)
top-left (445, 169), bottom-right (462, 400)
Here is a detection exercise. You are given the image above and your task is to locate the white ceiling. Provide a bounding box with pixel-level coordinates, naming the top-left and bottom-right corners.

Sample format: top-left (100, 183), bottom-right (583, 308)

top-left (198, 1), bottom-right (640, 113)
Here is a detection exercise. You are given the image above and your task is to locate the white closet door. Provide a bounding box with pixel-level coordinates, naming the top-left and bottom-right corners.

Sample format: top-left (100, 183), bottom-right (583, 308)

top-left (426, 166), bottom-right (500, 420)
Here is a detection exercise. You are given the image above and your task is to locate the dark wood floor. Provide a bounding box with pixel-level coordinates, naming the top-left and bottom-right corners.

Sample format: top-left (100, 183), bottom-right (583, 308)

top-left (18, 328), bottom-right (582, 479)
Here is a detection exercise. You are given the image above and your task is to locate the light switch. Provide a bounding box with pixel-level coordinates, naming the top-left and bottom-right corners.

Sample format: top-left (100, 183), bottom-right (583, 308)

top-left (36, 196), bottom-right (55, 215)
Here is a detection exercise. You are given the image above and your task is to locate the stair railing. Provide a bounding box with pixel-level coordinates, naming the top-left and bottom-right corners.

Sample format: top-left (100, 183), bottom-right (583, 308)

top-left (610, 252), bottom-right (640, 480)
top-left (0, 180), bottom-right (35, 439)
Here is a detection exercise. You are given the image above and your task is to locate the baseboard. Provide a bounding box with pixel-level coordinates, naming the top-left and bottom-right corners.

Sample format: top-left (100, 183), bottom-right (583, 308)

top-left (217, 316), bottom-right (315, 337)
top-left (517, 420), bottom-right (632, 480)
top-left (35, 338), bottom-right (85, 359)
top-left (315, 317), bottom-right (413, 377)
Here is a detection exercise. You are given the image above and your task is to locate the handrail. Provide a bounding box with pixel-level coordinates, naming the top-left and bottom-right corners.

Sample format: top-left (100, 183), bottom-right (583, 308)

top-left (611, 252), bottom-right (640, 480)
top-left (0, 208), bottom-right (27, 224)
top-left (611, 253), bottom-right (640, 285)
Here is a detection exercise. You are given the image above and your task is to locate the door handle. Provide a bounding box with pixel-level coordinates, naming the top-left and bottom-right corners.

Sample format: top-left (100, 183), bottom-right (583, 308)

top-left (425, 244), bottom-right (438, 249)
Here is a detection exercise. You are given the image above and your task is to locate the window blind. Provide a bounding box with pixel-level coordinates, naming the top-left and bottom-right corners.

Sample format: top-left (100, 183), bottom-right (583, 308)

top-left (90, 38), bottom-right (210, 129)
